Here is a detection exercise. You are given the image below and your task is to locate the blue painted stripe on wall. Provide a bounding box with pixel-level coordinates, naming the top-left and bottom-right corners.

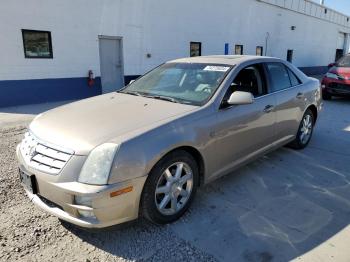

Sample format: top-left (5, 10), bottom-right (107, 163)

top-left (0, 77), bottom-right (102, 107)
top-left (299, 66), bottom-right (328, 76)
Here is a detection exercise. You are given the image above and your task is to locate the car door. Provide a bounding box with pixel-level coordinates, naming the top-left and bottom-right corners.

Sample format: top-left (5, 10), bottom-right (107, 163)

top-left (265, 62), bottom-right (305, 143)
top-left (210, 63), bottom-right (276, 179)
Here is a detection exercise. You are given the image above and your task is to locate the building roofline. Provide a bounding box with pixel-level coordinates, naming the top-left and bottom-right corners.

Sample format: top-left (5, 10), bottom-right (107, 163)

top-left (257, 0), bottom-right (350, 28)
top-left (305, 0), bottom-right (349, 18)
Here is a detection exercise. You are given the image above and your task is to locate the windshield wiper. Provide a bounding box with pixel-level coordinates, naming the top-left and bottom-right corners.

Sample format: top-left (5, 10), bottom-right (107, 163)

top-left (120, 91), bottom-right (187, 104)
top-left (119, 90), bottom-right (143, 97)
top-left (143, 94), bottom-right (181, 104)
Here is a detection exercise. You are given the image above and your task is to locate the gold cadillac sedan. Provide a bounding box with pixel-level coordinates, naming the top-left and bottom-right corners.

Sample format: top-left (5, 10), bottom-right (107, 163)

top-left (17, 56), bottom-right (322, 228)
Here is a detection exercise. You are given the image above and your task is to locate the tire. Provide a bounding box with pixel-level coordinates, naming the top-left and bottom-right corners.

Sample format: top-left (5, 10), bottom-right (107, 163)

top-left (322, 90), bottom-right (332, 100)
top-left (141, 150), bottom-right (199, 225)
top-left (288, 109), bottom-right (315, 150)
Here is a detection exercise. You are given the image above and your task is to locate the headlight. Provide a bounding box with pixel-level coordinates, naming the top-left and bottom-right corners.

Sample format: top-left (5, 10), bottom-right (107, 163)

top-left (325, 72), bottom-right (339, 79)
top-left (337, 74), bottom-right (347, 80)
top-left (78, 143), bottom-right (119, 185)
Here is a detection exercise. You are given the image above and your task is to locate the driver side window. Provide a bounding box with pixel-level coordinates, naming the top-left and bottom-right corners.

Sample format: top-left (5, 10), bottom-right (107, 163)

top-left (225, 64), bottom-right (267, 100)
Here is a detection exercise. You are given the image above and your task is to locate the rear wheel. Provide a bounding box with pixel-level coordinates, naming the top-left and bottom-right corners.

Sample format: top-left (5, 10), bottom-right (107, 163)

top-left (289, 109), bottom-right (315, 150)
top-left (141, 150), bottom-right (199, 224)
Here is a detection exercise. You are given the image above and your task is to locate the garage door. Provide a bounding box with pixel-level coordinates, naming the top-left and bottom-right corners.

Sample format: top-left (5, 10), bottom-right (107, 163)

top-left (335, 33), bottom-right (346, 61)
top-left (337, 33), bottom-right (346, 50)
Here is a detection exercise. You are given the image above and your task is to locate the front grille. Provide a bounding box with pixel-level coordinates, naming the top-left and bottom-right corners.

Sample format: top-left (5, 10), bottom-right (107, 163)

top-left (329, 83), bottom-right (350, 91)
top-left (20, 131), bottom-right (73, 175)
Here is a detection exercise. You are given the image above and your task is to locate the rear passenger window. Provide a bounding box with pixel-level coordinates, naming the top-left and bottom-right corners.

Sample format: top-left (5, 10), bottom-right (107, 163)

top-left (266, 63), bottom-right (291, 92)
top-left (286, 67), bottom-right (301, 86)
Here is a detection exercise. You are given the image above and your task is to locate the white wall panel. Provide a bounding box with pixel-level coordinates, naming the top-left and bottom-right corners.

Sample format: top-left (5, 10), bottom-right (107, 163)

top-left (0, 0), bottom-right (349, 81)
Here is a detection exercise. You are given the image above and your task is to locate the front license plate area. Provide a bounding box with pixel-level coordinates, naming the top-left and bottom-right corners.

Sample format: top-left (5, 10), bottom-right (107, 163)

top-left (19, 169), bottom-right (38, 194)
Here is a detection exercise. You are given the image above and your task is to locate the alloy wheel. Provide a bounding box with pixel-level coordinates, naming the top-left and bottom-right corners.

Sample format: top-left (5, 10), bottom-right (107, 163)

top-left (155, 162), bottom-right (193, 216)
top-left (300, 114), bottom-right (313, 144)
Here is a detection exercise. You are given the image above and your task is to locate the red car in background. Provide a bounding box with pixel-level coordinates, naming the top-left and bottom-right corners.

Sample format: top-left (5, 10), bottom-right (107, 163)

top-left (322, 54), bottom-right (350, 100)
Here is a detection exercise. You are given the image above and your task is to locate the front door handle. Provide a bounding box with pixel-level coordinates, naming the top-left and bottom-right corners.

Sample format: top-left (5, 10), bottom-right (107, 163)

top-left (296, 92), bottom-right (304, 99)
top-left (263, 105), bottom-right (274, 113)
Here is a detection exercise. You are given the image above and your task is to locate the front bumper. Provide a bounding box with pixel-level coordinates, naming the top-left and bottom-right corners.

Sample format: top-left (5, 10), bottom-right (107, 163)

top-left (322, 77), bottom-right (350, 96)
top-left (17, 145), bottom-right (147, 228)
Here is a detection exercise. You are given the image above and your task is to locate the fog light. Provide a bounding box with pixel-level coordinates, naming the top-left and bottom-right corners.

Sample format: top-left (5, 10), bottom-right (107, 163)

top-left (75, 196), bottom-right (96, 219)
top-left (77, 210), bottom-right (96, 218)
top-left (75, 195), bottom-right (92, 207)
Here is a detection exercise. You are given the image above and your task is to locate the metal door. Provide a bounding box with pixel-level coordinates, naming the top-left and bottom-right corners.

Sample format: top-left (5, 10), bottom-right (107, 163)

top-left (99, 36), bottom-right (124, 93)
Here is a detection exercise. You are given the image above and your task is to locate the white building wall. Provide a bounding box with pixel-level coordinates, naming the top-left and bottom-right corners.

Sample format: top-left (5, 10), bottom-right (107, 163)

top-left (0, 0), bottom-right (349, 82)
top-left (0, 0), bottom-right (102, 81)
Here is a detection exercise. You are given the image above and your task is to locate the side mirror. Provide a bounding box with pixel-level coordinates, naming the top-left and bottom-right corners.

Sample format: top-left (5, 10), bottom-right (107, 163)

top-left (227, 91), bottom-right (254, 105)
top-left (328, 63), bottom-right (336, 68)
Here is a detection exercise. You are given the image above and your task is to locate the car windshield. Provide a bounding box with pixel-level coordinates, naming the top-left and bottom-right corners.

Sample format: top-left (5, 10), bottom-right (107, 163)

top-left (120, 63), bottom-right (232, 106)
top-left (337, 55), bottom-right (350, 67)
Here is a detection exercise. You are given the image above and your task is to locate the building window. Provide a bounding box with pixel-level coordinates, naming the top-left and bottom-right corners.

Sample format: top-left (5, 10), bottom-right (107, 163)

top-left (22, 29), bottom-right (53, 58)
top-left (190, 42), bottom-right (201, 57)
top-left (287, 50), bottom-right (293, 63)
top-left (235, 45), bottom-right (243, 55)
top-left (256, 46), bottom-right (263, 56)
top-left (335, 49), bottom-right (344, 62)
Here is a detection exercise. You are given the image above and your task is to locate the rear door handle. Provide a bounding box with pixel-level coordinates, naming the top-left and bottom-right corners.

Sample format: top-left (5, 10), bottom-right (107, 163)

top-left (296, 92), bottom-right (304, 99)
top-left (263, 105), bottom-right (274, 113)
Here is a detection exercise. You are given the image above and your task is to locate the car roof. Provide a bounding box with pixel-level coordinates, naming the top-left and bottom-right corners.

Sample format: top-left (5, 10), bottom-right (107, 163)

top-left (168, 55), bottom-right (279, 66)
top-left (168, 55), bottom-right (309, 83)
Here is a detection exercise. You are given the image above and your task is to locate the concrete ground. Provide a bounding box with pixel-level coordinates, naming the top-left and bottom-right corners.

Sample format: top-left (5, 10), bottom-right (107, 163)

top-left (172, 97), bottom-right (350, 261)
top-left (1, 96), bottom-right (350, 261)
top-left (0, 100), bottom-right (74, 128)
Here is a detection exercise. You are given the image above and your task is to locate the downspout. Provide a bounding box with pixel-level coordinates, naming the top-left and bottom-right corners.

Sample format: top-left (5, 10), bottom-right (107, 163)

top-left (265, 32), bottom-right (270, 56)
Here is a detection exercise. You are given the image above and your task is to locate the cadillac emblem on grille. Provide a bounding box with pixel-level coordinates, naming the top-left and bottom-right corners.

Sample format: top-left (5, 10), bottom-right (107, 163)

top-left (29, 145), bottom-right (36, 158)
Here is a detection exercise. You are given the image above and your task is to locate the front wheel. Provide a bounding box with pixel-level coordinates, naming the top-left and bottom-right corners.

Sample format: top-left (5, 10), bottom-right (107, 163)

top-left (288, 109), bottom-right (315, 150)
top-left (140, 150), bottom-right (199, 224)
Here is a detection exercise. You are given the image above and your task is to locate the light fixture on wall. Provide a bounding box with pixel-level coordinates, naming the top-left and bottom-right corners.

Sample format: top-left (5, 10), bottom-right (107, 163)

top-left (291, 26), bottom-right (296, 31)
top-left (146, 53), bottom-right (152, 58)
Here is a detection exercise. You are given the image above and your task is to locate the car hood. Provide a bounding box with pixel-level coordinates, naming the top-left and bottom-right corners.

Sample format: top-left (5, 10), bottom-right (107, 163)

top-left (30, 93), bottom-right (197, 155)
top-left (330, 66), bottom-right (350, 77)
